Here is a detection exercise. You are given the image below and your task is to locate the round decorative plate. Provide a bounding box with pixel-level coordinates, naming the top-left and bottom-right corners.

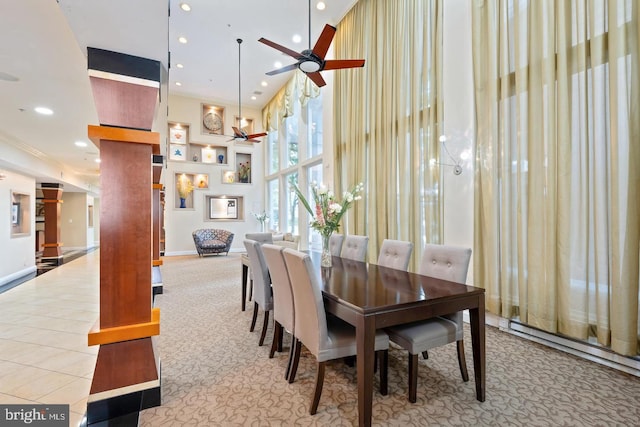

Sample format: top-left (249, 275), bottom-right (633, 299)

top-left (203, 112), bottom-right (222, 132)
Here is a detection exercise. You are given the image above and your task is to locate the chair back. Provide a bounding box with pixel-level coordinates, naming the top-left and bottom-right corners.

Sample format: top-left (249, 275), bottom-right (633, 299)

top-left (245, 232), bottom-right (273, 244)
top-left (419, 244), bottom-right (471, 283)
top-left (329, 233), bottom-right (344, 256)
top-left (243, 239), bottom-right (273, 310)
top-left (282, 248), bottom-right (328, 357)
top-left (420, 244), bottom-right (472, 325)
top-left (340, 235), bottom-right (369, 262)
top-left (377, 239), bottom-right (413, 271)
top-left (262, 244), bottom-right (294, 334)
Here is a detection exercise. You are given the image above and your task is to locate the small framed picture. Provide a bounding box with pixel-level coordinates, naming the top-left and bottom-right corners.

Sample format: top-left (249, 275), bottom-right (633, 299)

top-left (201, 147), bottom-right (217, 163)
top-left (210, 197), bottom-right (238, 219)
top-left (195, 173), bottom-right (209, 189)
top-left (222, 170), bottom-right (235, 183)
top-left (202, 104), bottom-right (225, 135)
top-left (169, 144), bottom-right (187, 161)
top-left (169, 126), bottom-right (187, 144)
top-left (11, 203), bottom-right (19, 225)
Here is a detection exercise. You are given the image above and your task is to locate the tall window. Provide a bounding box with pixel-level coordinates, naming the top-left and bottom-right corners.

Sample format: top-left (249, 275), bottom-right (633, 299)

top-left (264, 84), bottom-right (323, 247)
top-left (472, 0), bottom-right (639, 357)
top-left (266, 131), bottom-right (279, 174)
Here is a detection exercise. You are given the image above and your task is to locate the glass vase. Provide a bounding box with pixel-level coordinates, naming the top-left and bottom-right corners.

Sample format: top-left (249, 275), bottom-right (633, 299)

top-left (321, 233), bottom-right (332, 268)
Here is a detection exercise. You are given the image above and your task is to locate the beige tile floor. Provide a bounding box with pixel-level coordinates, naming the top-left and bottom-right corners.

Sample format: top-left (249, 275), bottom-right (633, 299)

top-left (0, 251), bottom-right (100, 427)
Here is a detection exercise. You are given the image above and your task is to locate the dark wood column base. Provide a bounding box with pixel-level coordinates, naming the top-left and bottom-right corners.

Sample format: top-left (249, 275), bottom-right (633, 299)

top-left (87, 337), bottom-right (161, 424)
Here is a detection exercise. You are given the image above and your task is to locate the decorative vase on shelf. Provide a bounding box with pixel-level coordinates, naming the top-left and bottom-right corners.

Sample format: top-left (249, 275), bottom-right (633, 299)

top-left (218, 154), bottom-right (224, 163)
top-left (179, 197), bottom-right (186, 208)
top-left (321, 233), bottom-right (332, 268)
top-left (239, 176), bottom-right (249, 183)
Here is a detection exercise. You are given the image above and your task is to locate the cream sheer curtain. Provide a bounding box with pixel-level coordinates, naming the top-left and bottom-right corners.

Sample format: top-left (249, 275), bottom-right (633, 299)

top-left (473, 0), bottom-right (640, 356)
top-left (333, 0), bottom-right (442, 270)
top-left (262, 70), bottom-right (320, 132)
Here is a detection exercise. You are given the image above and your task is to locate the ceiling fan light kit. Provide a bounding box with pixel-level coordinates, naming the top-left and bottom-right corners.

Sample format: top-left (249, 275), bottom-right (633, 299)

top-left (258, 0), bottom-right (365, 87)
top-left (230, 38), bottom-right (267, 143)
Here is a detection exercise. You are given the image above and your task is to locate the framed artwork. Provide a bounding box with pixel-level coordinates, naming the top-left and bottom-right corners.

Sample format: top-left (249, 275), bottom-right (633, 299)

top-left (210, 197), bottom-right (238, 219)
top-left (11, 203), bottom-right (19, 225)
top-left (195, 173), bottom-right (209, 189)
top-left (234, 116), bottom-right (254, 134)
top-left (201, 147), bottom-right (217, 163)
top-left (169, 126), bottom-right (187, 144)
top-left (202, 103), bottom-right (225, 135)
top-left (169, 144), bottom-right (187, 161)
top-left (222, 170), bottom-right (235, 183)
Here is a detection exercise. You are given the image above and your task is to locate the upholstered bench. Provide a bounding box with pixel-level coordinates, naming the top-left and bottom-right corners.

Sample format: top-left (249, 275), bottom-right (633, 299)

top-left (192, 229), bottom-right (234, 256)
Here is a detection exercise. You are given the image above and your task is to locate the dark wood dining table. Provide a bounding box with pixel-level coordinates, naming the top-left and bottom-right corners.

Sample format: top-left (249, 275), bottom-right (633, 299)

top-left (309, 254), bottom-right (486, 427)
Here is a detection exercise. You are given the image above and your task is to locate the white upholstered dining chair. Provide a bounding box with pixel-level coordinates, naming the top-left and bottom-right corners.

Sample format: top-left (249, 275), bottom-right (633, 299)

top-left (385, 243), bottom-right (472, 403)
top-left (245, 232), bottom-right (274, 244)
top-left (377, 239), bottom-right (413, 271)
top-left (329, 233), bottom-right (344, 256)
top-left (282, 248), bottom-right (389, 414)
top-left (243, 239), bottom-right (273, 347)
top-left (261, 243), bottom-right (297, 381)
top-left (340, 234), bottom-right (369, 262)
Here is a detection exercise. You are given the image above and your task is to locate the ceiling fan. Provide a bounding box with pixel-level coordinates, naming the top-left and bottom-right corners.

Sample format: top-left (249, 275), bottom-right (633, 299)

top-left (230, 38), bottom-right (267, 143)
top-left (258, 0), bottom-right (365, 88)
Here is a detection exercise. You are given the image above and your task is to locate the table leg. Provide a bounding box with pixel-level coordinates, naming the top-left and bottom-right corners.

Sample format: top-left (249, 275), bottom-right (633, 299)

top-left (469, 295), bottom-right (486, 402)
top-left (241, 263), bottom-right (248, 311)
top-left (356, 314), bottom-right (376, 427)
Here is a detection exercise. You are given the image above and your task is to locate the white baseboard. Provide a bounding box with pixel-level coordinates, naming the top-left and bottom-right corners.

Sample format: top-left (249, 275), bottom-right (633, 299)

top-left (0, 266), bottom-right (37, 286)
top-left (164, 250), bottom-right (198, 256)
top-left (465, 311), bottom-right (640, 377)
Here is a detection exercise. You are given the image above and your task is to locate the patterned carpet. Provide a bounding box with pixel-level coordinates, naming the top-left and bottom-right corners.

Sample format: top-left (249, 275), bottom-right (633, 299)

top-left (139, 253), bottom-right (640, 426)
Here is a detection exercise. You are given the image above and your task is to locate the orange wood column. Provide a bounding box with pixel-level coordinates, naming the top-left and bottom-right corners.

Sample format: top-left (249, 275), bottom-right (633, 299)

top-left (152, 155), bottom-right (163, 266)
top-left (85, 47), bottom-right (164, 425)
top-left (88, 126), bottom-right (160, 330)
top-left (41, 184), bottom-right (63, 261)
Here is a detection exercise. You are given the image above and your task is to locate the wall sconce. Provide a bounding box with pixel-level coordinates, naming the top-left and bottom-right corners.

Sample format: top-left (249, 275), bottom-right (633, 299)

top-left (430, 135), bottom-right (463, 175)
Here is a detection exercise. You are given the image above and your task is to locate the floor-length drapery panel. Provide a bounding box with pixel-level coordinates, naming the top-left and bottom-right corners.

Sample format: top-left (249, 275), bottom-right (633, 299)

top-left (472, 0), bottom-right (640, 356)
top-left (333, 0), bottom-right (442, 270)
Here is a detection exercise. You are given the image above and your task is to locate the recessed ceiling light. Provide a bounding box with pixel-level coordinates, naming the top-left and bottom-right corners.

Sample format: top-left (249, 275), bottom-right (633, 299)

top-left (261, 81), bottom-right (268, 87)
top-left (251, 96), bottom-right (257, 100)
top-left (175, 82), bottom-right (182, 86)
top-left (316, 1), bottom-right (326, 10)
top-left (75, 141), bottom-right (88, 147)
top-left (292, 34), bottom-right (302, 43)
top-left (179, 2), bottom-right (191, 12)
top-left (95, 158), bottom-right (101, 163)
top-left (176, 63), bottom-right (184, 68)
top-left (178, 36), bottom-right (188, 44)
top-left (34, 106), bottom-right (53, 115)
top-left (274, 61), bottom-right (282, 68)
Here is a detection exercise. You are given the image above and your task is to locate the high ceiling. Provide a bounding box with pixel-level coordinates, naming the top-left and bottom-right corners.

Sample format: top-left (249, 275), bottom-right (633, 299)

top-left (0, 0), bottom-right (356, 192)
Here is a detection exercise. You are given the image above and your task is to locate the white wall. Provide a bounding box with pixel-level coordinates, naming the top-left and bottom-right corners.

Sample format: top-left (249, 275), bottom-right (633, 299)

top-left (0, 171), bottom-right (36, 285)
top-left (442, 0), bottom-right (475, 284)
top-left (164, 94), bottom-right (265, 254)
top-left (61, 191), bottom-right (95, 249)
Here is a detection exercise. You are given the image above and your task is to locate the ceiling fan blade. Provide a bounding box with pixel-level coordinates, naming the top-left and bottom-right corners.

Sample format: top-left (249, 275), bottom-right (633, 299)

top-left (246, 139), bottom-right (262, 143)
top-left (312, 24), bottom-right (337, 60)
top-left (258, 38), bottom-right (303, 60)
top-left (232, 126), bottom-right (243, 137)
top-left (265, 63), bottom-right (299, 76)
top-left (323, 59), bottom-right (366, 70)
top-left (306, 71), bottom-right (326, 88)
top-left (246, 132), bottom-right (267, 139)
